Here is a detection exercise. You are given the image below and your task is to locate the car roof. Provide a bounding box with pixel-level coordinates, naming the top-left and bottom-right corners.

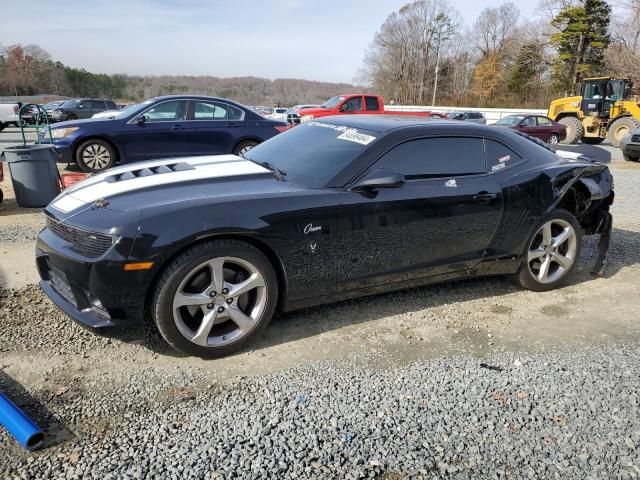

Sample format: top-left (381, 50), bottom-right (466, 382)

top-left (314, 114), bottom-right (490, 133)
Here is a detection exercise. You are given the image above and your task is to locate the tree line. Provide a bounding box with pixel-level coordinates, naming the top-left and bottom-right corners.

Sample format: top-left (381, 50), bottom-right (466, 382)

top-left (359, 0), bottom-right (640, 108)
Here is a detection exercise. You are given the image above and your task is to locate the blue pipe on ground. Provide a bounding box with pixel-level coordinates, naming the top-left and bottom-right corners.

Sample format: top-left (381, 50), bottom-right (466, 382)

top-left (0, 392), bottom-right (45, 451)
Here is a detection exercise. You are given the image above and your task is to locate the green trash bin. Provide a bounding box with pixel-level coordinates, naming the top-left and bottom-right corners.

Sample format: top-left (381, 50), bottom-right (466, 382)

top-left (2, 144), bottom-right (61, 208)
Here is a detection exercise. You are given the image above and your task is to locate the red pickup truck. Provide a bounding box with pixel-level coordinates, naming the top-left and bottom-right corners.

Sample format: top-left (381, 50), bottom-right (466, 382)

top-left (289, 94), bottom-right (441, 124)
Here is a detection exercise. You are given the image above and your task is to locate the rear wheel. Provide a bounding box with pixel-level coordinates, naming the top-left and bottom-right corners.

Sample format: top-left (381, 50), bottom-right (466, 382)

top-left (607, 117), bottom-right (640, 147)
top-left (517, 209), bottom-right (582, 292)
top-left (548, 133), bottom-right (559, 145)
top-left (66, 114), bottom-right (78, 121)
top-left (233, 140), bottom-right (259, 157)
top-left (558, 117), bottom-right (583, 144)
top-left (152, 239), bottom-right (278, 358)
top-left (581, 137), bottom-right (605, 145)
top-left (76, 139), bottom-right (116, 172)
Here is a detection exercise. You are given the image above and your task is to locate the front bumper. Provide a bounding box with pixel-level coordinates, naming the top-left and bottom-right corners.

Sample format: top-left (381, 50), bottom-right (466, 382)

top-left (622, 143), bottom-right (640, 157)
top-left (36, 228), bottom-right (149, 341)
top-left (38, 134), bottom-right (73, 163)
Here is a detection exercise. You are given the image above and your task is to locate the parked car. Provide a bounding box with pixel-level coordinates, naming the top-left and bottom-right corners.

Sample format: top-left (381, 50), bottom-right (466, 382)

top-left (91, 103), bottom-right (138, 119)
top-left (266, 107), bottom-right (288, 121)
top-left (294, 94), bottom-right (438, 123)
top-left (49, 99), bottom-right (118, 122)
top-left (446, 111), bottom-right (486, 124)
top-left (286, 104), bottom-right (320, 125)
top-left (42, 95), bottom-right (289, 172)
top-left (42, 100), bottom-right (66, 120)
top-left (495, 114), bottom-right (567, 144)
top-left (0, 103), bottom-right (19, 131)
top-left (620, 129), bottom-right (640, 162)
top-left (37, 116), bottom-right (614, 358)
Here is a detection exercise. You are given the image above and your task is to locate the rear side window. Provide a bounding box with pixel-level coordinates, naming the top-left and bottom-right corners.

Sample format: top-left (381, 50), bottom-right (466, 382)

top-left (91, 100), bottom-right (106, 109)
top-left (193, 101), bottom-right (244, 120)
top-left (375, 137), bottom-right (485, 179)
top-left (537, 116), bottom-right (551, 126)
top-left (365, 96), bottom-right (380, 111)
top-left (484, 139), bottom-right (522, 173)
top-left (105, 100), bottom-right (117, 109)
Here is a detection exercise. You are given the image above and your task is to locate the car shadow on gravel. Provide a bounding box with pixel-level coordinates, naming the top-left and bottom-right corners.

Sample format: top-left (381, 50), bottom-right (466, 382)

top-left (0, 371), bottom-right (74, 451)
top-left (142, 228), bottom-right (640, 359)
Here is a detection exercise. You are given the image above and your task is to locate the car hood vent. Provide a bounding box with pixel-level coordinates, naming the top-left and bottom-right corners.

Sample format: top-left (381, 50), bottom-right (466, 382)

top-left (50, 155), bottom-right (270, 213)
top-left (106, 162), bottom-right (194, 183)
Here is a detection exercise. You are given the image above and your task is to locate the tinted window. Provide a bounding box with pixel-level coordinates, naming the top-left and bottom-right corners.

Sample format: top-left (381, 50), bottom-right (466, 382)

top-left (143, 100), bottom-right (188, 122)
top-left (105, 100), bottom-right (117, 109)
top-left (91, 101), bottom-right (106, 109)
top-left (484, 139), bottom-right (522, 173)
top-left (537, 116), bottom-right (551, 126)
top-left (522, 116), bottom-right (536, 127)
top-left (244, 121), bottom-right (378, 188)
top-left (342, 96), bottom-right (362, 112)
top-left (375, 137), bottom-right (485, 179)
top-left (61, 100), bottom-right (80, 108)
top-left (365, 96), bottom-right (380, 111)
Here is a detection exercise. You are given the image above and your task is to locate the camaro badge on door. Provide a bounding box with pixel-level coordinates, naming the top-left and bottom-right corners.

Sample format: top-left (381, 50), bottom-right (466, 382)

top-left (304, 223), bottom-right (322, 234)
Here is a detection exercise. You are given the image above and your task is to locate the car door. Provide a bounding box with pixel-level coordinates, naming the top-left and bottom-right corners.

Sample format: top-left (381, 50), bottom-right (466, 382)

top-left (517, 116), bottom-right (541, 138)
top-left (535, 116), bottom-right (554, 142)
top-left (185, 100), bottom-right (243, 155)
top-left (115, 99), bottom-right (191, 162)
top-left (336, 136), bottom-right (504, 292)
top-left (76, 100), bottom-right (94, 119)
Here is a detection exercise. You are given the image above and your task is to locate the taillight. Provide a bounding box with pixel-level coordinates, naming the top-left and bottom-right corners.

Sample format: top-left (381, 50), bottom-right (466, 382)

top-left (274, 126), bottom-right (289, 133)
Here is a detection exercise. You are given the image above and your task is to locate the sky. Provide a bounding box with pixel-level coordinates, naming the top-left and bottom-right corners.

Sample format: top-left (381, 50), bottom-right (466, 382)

top-left (2, 0), bottom-right (538, 84)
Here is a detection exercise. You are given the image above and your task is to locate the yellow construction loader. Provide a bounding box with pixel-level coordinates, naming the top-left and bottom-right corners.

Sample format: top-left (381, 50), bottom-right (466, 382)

top-left (547, 77), bottom-right (640, 147)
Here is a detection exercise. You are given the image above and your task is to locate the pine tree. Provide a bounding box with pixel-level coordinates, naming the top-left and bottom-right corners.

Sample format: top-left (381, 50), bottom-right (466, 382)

top-left (550, 0), bottom-right (611, 94)
top-left (508, 41), bottom-right (546, 105)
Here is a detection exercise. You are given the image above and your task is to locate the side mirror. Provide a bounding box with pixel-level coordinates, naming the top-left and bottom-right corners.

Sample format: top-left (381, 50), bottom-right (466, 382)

top-left (339, 103), bottom-right (349, 112)
top-left (136, 115), bottom-right (147, 125)
top-left (350, 168), bottom-right (405, 192)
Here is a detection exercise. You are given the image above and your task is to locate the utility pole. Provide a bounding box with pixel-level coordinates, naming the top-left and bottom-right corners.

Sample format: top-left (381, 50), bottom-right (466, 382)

top-left (431, 27), bottom-right (441, 107)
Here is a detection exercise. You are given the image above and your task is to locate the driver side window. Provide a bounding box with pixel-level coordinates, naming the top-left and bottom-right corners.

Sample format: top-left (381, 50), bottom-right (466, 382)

top-left (342, 96), bottom-right (362, 112)
top-left (522, 117), bottom-right (536, 127)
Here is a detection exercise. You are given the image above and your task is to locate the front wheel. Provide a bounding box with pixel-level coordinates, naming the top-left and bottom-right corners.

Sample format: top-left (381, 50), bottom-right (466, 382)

top-left (517, 209), bottom-right (582, 292)
top-left (548, 134), bottom-right (559, 145)
top-left (623, 150), bottom-right (639, 162)
top-left (607, 117), bottom-right (640, 147)
top-left (152, 239), bottom-right (278, 358)
top-left (76, 139), bottom-right (116, 172)
top-left (233, 140), bottom-right (259, 157)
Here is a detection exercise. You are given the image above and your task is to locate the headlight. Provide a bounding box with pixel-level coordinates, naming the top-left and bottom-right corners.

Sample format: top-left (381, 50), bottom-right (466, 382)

top-left (51, 127), bottom-right (79, 139)
top-left (300, 114), bottom-right (314, 123)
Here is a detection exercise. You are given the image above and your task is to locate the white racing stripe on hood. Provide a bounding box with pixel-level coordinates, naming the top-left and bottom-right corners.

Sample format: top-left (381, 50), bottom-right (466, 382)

top-left (51, 155), bottom-right (268, 213)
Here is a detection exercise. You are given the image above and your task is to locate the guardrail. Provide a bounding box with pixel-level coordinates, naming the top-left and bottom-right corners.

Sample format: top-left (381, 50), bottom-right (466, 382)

top-left (385, 105), bottom-right (547, 124)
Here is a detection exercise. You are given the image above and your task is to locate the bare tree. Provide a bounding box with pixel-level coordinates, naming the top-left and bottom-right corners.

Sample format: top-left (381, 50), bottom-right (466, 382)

top-left (472, 3), bottom-right (520, 57)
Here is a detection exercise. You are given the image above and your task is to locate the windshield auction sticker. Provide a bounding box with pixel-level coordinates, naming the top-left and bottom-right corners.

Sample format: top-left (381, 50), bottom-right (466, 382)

top-left (307, 121), bottom-right (376, 145)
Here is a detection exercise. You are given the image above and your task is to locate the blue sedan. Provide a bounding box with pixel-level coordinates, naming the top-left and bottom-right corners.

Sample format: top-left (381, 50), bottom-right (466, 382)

top-left (44, 95), bottom-right (289, 172)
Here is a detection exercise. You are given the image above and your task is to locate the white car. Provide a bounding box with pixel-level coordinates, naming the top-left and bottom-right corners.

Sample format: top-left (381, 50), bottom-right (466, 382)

top-left (266, 107), bottom-right (288, 121)
top-left (0, 103), bottom-right (19, 131)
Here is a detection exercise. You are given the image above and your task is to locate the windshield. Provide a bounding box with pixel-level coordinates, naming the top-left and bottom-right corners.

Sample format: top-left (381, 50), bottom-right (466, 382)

top-left (320, 96), bottom-right (346, 109)
top-left (496, 115), bottom-right (524, 125)
top-left (244, 121), bottom-right (378, 188)
top-left (114, 99), bottom-right (154, 119)
top-left (60, 100), bottom-right (80, 108)
top-left (44, 101), bottom-right (63, 109)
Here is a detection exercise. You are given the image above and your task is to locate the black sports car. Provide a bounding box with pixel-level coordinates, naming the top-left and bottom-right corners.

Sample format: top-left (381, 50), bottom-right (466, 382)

top-left (36, 116), bottom-right (614, 358)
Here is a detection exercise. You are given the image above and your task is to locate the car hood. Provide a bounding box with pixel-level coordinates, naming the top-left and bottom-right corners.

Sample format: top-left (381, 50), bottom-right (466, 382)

top-left (51, 118), bottom-right (117, 129)
top-left (48, 155), bottom-right (306, 219)
top-left (296, 107), bottom-right (331, 117)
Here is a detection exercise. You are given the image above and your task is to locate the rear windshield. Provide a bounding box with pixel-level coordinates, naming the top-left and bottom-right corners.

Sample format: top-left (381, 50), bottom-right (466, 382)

top-left (244, 121), bottom-right (378, 188)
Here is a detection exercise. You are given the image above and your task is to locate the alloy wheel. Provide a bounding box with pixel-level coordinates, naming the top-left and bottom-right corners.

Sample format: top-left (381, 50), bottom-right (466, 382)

top-left (527, 219), bottom-right (577, 284)
top-left (172, 256), bottom-right (267, 347)
top-left (549, 134), bottom-right (559, 145)
top-left (82, 144), bottom-right (112, 170)
top-left (238, 145), bottom-right (254, 157)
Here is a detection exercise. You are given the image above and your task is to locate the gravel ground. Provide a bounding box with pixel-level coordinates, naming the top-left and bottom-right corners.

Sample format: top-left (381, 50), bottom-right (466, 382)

top-left (1, 348), bottom-right (639, 479)
top-left (1, 157), bottom-right (639, 478)
top-left (0, 222), bottom-right (44, 244)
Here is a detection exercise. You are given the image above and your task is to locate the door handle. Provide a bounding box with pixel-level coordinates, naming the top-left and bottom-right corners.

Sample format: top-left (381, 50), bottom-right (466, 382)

top-left (225, 123), bottom-right (240, 128)
top-left (171, 125), bottom-right (185, 130)
top-left (473, 192), bottom-right (498, 203)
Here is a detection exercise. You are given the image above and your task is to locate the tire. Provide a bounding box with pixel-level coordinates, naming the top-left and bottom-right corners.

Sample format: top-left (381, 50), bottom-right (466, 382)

top-left (76, 139), bottom-right (116, 173)
top-left (558, 117), bottom-right (583, 144)
top-left (548, 133), bottom-right (559, 145)
top-left (581, 137), bottom-right (605, 145)
top-left (152, 239), bottom-right (278, 358)
top-left (517, 209), bottom-right (582, 292)
top-left (0, 189), bottom-right (3, 204)
top-left (623, 150), bottom-right (639, 162)
top-left (607, 117), bottom-right (640, 148)
top-left (66, 114), bottom-right (78, 121)
top-left (233, 140), bottom-right (259, 157)
top-left (0, 121), bottom-right (5, 133)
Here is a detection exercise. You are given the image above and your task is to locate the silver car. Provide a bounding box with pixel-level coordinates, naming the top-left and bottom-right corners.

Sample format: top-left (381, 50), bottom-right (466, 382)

top-left (446, 111), bottom-right (487, 124)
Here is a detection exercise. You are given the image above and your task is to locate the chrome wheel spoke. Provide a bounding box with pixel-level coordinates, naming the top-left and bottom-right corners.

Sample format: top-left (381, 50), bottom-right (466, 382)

top-left (553, 227), bottom-right (572, 248)
top-left (208, 258), bottom-right (226, 293)
top-left (537, 255), bottom-right (552, 282)
top-left (174, 291), bottom-right (210, 308)
top-left (552, 251), bottom-right (572, 269)
top-left (541, 222), bottom-right (552, 246)
top-left (227, 305), bottom-right (255, 332)
top-left (227, 273), bottom-right (264, 297)
top-left (190, 310), bottom-right (218, 346)
top-left (528, 247), bottom-right (546, 263)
